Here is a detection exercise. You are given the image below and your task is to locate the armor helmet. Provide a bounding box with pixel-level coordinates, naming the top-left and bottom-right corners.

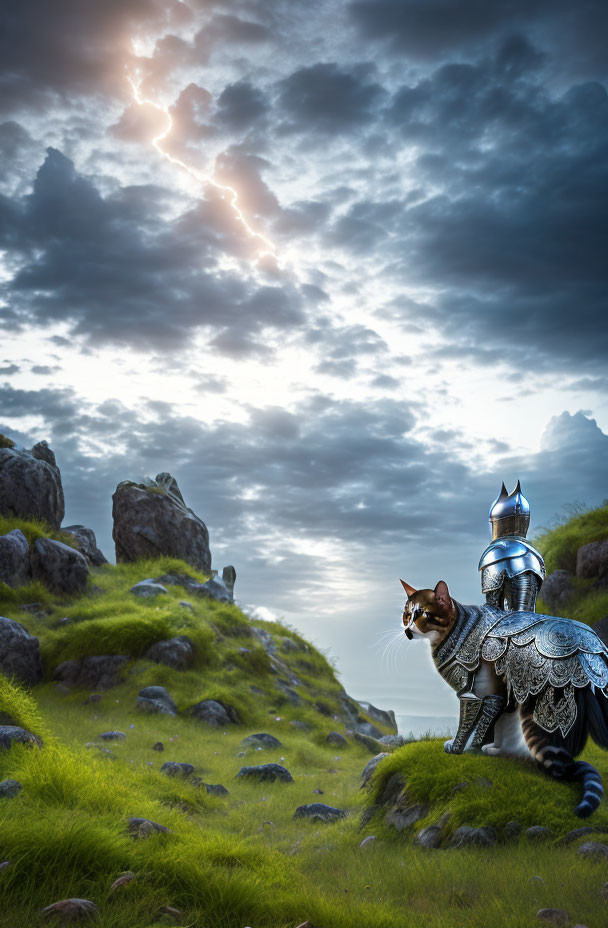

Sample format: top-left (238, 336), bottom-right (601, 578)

top-left (489, 480), bottom-right (530, 539)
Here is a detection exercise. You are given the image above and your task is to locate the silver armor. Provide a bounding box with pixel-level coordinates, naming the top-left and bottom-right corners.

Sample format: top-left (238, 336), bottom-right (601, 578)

top-left (479, 481), bottom-right (546, 612)
top-left (434, 602), bottom-right (608, 737)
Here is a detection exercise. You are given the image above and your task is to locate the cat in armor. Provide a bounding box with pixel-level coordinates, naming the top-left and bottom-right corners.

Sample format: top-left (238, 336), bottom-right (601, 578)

top-left (399, 484), bottom-right (608, 816)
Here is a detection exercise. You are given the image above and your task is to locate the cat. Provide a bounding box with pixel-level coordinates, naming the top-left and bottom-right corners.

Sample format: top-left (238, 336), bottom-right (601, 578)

top-left (401, 579), bottom-right (608, 817)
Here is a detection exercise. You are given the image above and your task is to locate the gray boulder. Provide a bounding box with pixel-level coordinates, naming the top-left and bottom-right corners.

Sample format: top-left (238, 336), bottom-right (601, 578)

top-left (379, 734), bottom-right (409, 748)
top-left (416, 825), bottom-right (442, 849)
top-left (325, 731), bottom-right (349, 748)
top-left (0, 779), bottom-right (22, 798)
top-left (62, 525), bottom-right (108, 566)
top-left (450, 825), bottom-right (497, 848)
top-left (53, 655), bottom-right (129, 689)
top-left (161, 762), bottom-right (194, 779)
top-left (526, 826), bottom-right (552, 842)
top-left (356, 721), bottom-right (384, 739)
top-left (0, 530), bottom-right (31, 587)
top-left (241, 733), bottom-right (282, 750)
top-left (576, 539), bottom-right (608, 580)
top-left (145, 636), bottom-right (195, 671)
top-left (386, 803), bottom-right (428, 832)
top-left (0, 617), bottom-right (43, 685)
top-left (358, 702), bottom-right (397, 732)
top-left (0, 439), bottom-right (64, 528)
top-left (127, 817), bottom-right (170, 838)
top-left (112, 474), bottom-right (211, 572)
top-left (360, 753), bottom-right (390, 787)
top-left (189, 699), bottom-right (238, 727)
top-left (136, 686), bottom-right (177, 716)
top-left (203, 783), bottom-right (229, 796)
top-left (130, 579), bottom-right (168, 598)
top-left (31, 538), bottom-right (88, 595)
top-left (293, 803), bottom-right (347, 823)
top-left (237, 763), bottom-right (294, 783)
top-left (0, 725), bottom-right (43, 750)
top-left (99, 731), bottom-right (126, 741)
top-left (576, 841), bottom-right (608, 858)
top-left (541, 570), bottom-right (574, 609)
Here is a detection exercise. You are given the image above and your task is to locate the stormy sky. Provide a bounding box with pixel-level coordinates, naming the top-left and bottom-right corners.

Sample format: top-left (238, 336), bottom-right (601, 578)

top-left (1, 0), bottom-right (607, 727)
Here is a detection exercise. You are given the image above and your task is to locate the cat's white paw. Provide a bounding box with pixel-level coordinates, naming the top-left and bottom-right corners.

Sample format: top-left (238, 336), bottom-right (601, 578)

top-left (481, 744), bottom-right (502, 756)
top-left (444, 739), bottom-right (457, 754)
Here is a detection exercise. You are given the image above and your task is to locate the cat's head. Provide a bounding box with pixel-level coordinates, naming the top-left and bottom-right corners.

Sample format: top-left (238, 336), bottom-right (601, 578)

top-left (400, 579), bottom-right (456, 645)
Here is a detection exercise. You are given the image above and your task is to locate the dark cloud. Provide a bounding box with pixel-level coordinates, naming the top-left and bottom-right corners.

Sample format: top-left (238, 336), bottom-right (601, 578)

top-left (349, 0), bottom-right (608, 80)
top-left (0, 148), bottom-right (304, 353)
top-left (277, 63), bottom-right (386, 134)
top-left (0, 0), bottom-right (184, 114)
top-left (216, 81), bottom-right (269, 131)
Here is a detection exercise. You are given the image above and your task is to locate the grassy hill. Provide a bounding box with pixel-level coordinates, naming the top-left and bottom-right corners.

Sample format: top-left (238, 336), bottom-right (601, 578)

top-left (1, 505), bottom-right (608, 928)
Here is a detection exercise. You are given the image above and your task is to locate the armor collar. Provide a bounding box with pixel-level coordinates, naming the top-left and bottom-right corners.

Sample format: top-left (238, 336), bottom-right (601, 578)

top-left (432, 601), bottom-right (503, 672)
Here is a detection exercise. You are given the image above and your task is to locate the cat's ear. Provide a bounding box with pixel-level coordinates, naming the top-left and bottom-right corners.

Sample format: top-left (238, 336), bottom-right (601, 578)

top-left (400, 579), bottom-right (417, 597)
top-left (434, 580), bottom-right (451, 612)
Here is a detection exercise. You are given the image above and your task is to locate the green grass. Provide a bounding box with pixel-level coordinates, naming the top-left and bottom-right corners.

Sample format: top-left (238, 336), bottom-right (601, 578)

top-left (533, 501), bottom-right (608, 574)
top-left (4, 511), bottom-right (608, 928)
top-left (0, 515), bottom-right (79, 551)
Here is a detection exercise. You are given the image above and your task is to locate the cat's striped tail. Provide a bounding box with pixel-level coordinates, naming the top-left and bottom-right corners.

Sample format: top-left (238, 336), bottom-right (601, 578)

top-left (538, 746), bottom-right (604, 818)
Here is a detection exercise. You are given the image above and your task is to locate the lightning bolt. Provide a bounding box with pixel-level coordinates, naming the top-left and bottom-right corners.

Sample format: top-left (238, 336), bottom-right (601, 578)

top-left (126, 68), bottom-right (276, 262)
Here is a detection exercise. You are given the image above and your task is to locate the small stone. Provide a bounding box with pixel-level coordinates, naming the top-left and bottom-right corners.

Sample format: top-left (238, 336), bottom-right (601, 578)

top-left (99, 731), bottom-right (126, 741)
top-left (450, 825), bottom-right (497, 848)
top-left (293, 803), bottom-right (347, 823)
top-left (360, 835), bottom-right (376, 848)
top-left (0, 860), bottom-right (10, 870)
top-left (152, 742), bottom-right (164, 752)
top-left (160, 762), bottom-right (194, 779)
top-left (526, 826), bottom-right (553, 842)
top-left (127, 817), bottom-right (170, 838)
top-left (85, 694), bottom-right (101, 704)
top-left (203, 783), bottom-right (229, 796)
top-left (529, 876), bottom-right (544, 884)
top-left (241, 732), bottom-right (282, 749)
top-left (325, 731), bottom-right (348, 747)
top-left (237, 750), bottom-right (247, 757)
top-left (129, 579), bottom-right (168, 597)
top-left (237, 764), bottom-right (294, 783)
top-left (109, 872), bottom-right (136, 891)
top-left (562, 826), bottom-right (595, 844)
top-left (504, 821), bottom-right (521, 840)
top-left (385, 803), bottom-right (428, 831)
top-left (136, 685), bottom-right (177, 716)
top-left (179, 601), bottom-right (193, 609)
top-left (416, 825), bottom-right (442, 849)
top-left (577, 842), bottom-right (608, 859)
top-left (0, 725), bottom-right (43, 750)
top-left (0, 779), bottom-right (22, 798)
top-left (535, 909), bottom-right (569, 927)
top-left (41, 898), bottom-right (99, 921)
top-left (313, 788), bottom-right (324, 794)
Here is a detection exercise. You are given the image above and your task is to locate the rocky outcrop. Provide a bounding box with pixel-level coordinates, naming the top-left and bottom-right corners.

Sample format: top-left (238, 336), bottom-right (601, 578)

top-left (31, 538), bottom-right (89, 595)
top-left (0, 529), bottom-right (31, 587)
top-left (53, 655), bottom-right (129, 689)
top-left (145, 636), bottom-right (195, 671)
top-left (0, 438), bottom-right (64, 528)
top-left (0, 617), bottom-right (43, 686)
top-left (541, 570), bottom-right (574, 608)
top-left (241, 732), bottom-right (282, 750)
top-left (62, 525), bottom-right (108, 566)
top-left (358, 702), bottom-right (397, 732)
top-left (154, 569), bottom-right (236, 603)
top-left (112, 473), bottom-right (211, 572)
top-left (577, 539), bottom-right (608, 582)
